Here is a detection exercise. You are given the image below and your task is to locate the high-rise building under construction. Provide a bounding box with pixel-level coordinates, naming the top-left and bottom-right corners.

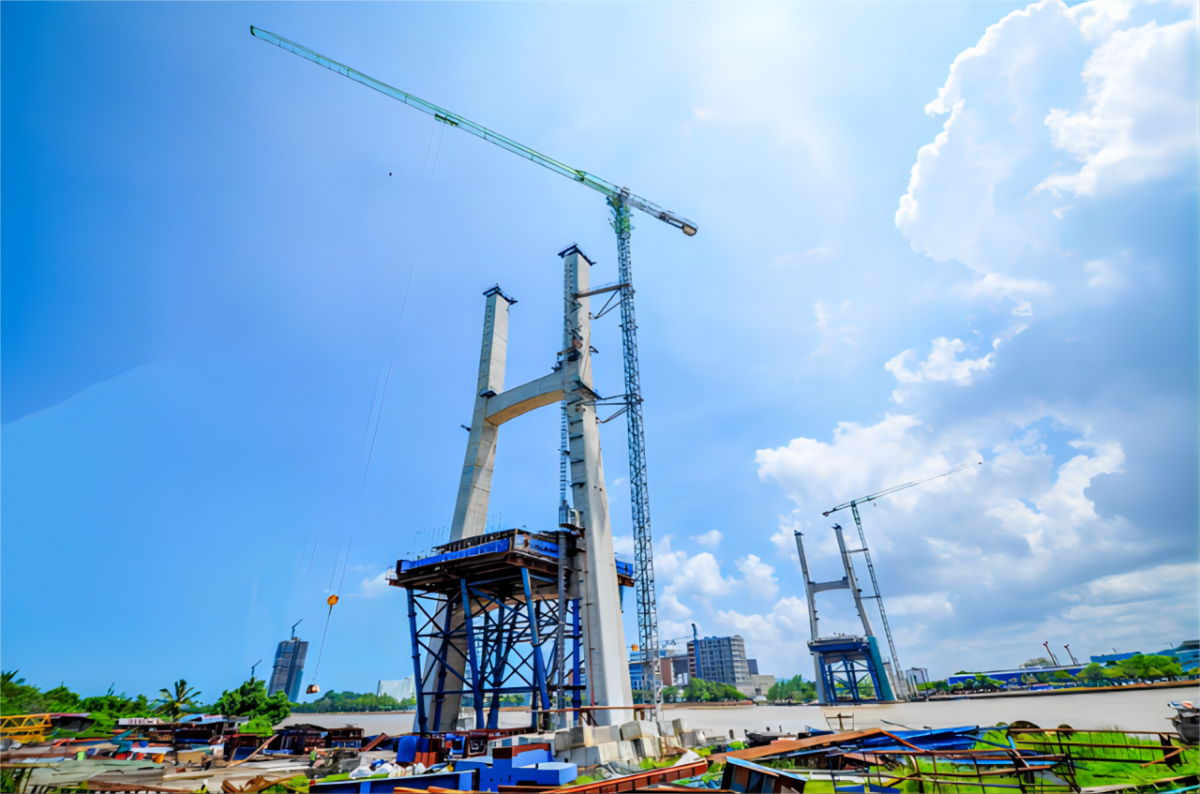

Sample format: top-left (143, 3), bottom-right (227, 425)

top-left (268, 633), bottom-right (308, 702)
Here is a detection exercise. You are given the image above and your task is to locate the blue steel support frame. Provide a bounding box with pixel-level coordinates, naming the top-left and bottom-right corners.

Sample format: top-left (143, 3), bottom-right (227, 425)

top-left (816, 647), bottom-right (883, 704)
top-left (406, 587), bottom-right (427, 733)
top-left (461, 578), bottom-right (485, 729)
top-left (571, 600), bottom-right (582, 717)
top-left (521, 568), bottom-right (553, 727)
top-left (406, 570), bottom-right (584, 732)
top-left (431, 594), bottom-right (459, 731)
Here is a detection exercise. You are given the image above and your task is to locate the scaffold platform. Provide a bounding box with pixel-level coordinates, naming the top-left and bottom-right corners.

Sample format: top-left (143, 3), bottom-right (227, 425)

top-left (391, 528), bottom-right (631, 733)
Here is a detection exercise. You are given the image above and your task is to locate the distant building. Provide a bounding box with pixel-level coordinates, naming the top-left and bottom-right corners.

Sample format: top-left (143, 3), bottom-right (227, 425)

top-left (669, 654), bottom-right (691, 687)
top-left (687, 635), bottom-right (751, 688)
top-left (1093, 641), bottom-right (1199, 671)
top-left (1089, 651), bottom-right (1139, 665)
top-left (747, 659), bottom-right (759, 676)
top-left (377, 676), bottom-right (415, 703)
top-left (905, 667), bottom-right (930, 692)
top-left (268, 634), bottom-right (308, 702)
top-left (629, 650), bottom-right (673, 692)
top-left (749, 674), bottom-right (776, 698)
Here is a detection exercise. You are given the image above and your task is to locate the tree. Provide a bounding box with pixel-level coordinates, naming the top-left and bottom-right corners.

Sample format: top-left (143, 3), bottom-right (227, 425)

top-left (1076, 663), bottom-right (1106, 685)
top-left (211, 679), bottom-right (290, 726)
top-left (156, 680), bottom-right (202, 722)
top-left (766, 675), bottom-right (817, 703)
top-left (1118, 655), bottom-right (1183, 681)
top-left (683, 677), bottom-right (743, 703)
top-left (290, 690), bottom-right (407, 714)
top-left (661, 686), bottom-right (680, 703)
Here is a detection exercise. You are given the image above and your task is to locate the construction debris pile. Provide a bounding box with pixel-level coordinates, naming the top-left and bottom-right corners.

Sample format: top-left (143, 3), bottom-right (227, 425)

top-left (3, 711), bottom-right (1198, 793)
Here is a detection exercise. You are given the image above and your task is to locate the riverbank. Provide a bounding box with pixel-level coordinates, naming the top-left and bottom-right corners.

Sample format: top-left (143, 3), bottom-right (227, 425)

top-left (280, 685), bottom-right (1197, 734)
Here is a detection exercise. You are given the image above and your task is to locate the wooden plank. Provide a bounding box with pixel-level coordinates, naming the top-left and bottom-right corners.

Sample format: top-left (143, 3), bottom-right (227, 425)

top-left (726, 728), bottom-right (886, 761)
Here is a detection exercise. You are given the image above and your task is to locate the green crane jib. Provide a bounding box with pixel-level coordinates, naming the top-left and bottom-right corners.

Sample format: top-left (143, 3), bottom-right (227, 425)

top-left (248, 27), bottom-right (697, 237)
top-left (823, 460), bottom-right (981, 697)
top-left (250, 26), bottom-right (695, 718)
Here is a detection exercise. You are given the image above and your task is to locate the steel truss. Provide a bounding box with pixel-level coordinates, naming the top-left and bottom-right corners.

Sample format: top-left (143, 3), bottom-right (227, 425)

top-left (406, 568), bottom-right (583, 734)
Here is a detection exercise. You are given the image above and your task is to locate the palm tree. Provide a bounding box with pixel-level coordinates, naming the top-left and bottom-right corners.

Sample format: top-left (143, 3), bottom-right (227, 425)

top-left (156, 680), bottom-right (201, 722)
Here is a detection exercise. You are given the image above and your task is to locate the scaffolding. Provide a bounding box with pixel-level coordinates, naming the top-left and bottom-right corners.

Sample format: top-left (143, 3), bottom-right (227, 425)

top-left (392, 528), bottom-right (634, 733)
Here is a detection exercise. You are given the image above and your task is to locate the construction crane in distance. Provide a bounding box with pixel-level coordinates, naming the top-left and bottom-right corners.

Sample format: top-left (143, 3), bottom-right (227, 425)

top-left (823, 460), bottom-right (981, 697)
top-left (250, 27), bottom-right (697, 718)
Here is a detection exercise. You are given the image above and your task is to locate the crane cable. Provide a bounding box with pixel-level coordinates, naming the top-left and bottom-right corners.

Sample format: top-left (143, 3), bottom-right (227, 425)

top-left (305, 109), bottom-right (444, 695)
top-left (310, 540), bottom-right (353, 688)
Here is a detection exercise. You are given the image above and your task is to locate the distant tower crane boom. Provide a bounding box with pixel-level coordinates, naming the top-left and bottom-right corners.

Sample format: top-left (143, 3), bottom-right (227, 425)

top-left (823, 460), bottom-right (981, 696)
top-left (250, 26), bottom-right (696, 717)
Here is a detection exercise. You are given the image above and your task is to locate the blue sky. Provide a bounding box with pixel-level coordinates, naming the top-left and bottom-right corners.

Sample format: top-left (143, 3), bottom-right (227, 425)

top-left (3, 1), bottom-right (1196, 701)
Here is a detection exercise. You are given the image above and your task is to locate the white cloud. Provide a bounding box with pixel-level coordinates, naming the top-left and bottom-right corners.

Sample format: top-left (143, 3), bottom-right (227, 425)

top-left (885, 338), bottom-right (994, 401)
top-left (955, 272), bottom-right (1054, 301)
top-left (1083, 259), bottom-right (1124, 289)
top-left (693, 107), bottom-right (716, 121)
top-left (691, 529), bottom-right (723, 548)
top-left (755, 413), bottom-right (947, 512)
top-left (612, 534), bottom-right (634, 556)
top-left (713, 597), bottom-right (810, 676)
top-left (655, 535), bottom-right (737, 614)
top-left (887, 592), bottom-right (955, 619)
top-left (1038, 15), bottom-right (1199, 196)
top-left (921, 338), bottom-right (994, 385)
top-left (896, 0), bottom-right (1197, 286)
top-left (360, 570), bottom-right (391, 599)
top-left (735, 555), bottom-right (779, 600)
top-left (748, 406), bottom-right (1185, 674)
top-left (805, 246), bottom-right (834, 257)
top-left (810, 299), bottom-right (857, 357)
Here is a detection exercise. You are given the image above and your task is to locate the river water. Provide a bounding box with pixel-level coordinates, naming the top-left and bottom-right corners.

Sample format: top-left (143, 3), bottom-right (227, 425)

top-left (279, 685), bottom-right (1196, 735)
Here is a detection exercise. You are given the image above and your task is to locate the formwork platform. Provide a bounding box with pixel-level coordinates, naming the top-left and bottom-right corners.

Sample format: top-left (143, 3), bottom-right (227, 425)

top-left (809, 635), bottom-right (890, 704)
top-left (391, 528), bottom-right (632, 733)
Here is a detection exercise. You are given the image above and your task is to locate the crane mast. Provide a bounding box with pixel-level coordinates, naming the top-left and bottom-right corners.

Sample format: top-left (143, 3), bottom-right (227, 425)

top-left (824, 460), bottom-right (981, 698)
top-left (251, 27), bottom-right (693, 717)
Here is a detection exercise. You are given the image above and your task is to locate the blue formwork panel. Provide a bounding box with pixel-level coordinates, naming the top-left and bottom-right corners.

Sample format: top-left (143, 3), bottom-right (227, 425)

top-left (400, 539), bottom-right (511, 572)
top-left (310, 769), bottom-right (476, 793)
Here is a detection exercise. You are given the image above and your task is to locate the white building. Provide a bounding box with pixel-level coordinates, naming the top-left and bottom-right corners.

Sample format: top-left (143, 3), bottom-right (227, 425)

top-left (377, 676), bottom-right (415, 703)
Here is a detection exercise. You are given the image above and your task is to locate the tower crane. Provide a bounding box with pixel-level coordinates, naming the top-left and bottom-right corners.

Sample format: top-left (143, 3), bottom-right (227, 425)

top-left (823, 460), bottom-right (981, 696)
top-left (250, 27), bottom-right (696, 717)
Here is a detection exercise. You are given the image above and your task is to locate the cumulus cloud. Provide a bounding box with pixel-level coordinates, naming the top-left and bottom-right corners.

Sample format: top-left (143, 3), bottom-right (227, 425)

top-left (713, 597), bottom-right (810, 676)
top-left (735, 555), bottom-right (779, 600)
top-left (896, 0), bottom-right (1197, 285)
top-left (1039, 14), bottom-right (1199, 196)
top-left (659, 0), bottom-right (1197, 681)
top-left (655, 535), bottom-right (737, 614)
top-left (884, 338), bottom-right (994, 402)
top-left (691, 529), bottom-right (723, 548)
